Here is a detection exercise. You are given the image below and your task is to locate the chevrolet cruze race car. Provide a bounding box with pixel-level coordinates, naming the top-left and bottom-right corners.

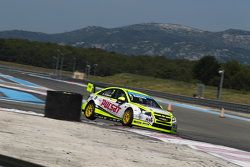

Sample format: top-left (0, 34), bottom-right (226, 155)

top-left (82, 84), bottom-right (177, 133)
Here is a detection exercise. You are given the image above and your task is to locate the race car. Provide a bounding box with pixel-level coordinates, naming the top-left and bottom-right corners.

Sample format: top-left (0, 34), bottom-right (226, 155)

top-left (82, 83), bottom-right (177, 134)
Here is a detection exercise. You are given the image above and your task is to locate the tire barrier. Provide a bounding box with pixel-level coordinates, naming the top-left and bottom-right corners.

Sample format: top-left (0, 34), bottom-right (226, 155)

top-left (0, 154), bottom-right (45, 167)
top-left (45, 91), bottom-right (82, 121)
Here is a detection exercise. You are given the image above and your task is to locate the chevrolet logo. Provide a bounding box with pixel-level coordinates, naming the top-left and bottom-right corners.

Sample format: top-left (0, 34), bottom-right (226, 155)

top-left (158, 117), bottom-right (167, 121)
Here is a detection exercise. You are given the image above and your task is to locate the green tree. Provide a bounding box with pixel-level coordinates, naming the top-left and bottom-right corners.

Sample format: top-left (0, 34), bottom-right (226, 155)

top-left (193, 56), bottom-right (220, 85)
top-left (231, 67), bottom-right (250, 90)
top-left (222, 60), bottom-right (241, 89)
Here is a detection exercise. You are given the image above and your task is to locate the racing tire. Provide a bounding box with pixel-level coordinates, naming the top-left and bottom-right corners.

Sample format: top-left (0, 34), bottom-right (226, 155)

top-left (84, 102), bottom-right (96, 120)
top-left (122, 109), bottom-right (133, 127)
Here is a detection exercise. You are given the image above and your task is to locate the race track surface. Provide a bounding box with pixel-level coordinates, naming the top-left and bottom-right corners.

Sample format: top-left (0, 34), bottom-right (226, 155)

top-left (0, 68), bottom-right (250, 152)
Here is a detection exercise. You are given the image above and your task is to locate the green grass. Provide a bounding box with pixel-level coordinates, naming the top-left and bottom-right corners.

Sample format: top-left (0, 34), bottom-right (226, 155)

top-left (1, 61), bottom-right (250, 104)
top-left (90, 73), bottom-right (250, 105)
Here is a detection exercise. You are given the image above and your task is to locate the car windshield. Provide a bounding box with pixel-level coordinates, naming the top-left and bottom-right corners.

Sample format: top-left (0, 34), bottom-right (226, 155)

top-left (127, 91), bottom-right (161, 109)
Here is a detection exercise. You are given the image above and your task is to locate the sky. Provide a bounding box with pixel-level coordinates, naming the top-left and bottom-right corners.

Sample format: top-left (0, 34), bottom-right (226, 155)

top-left (0, 0), bottom-right (249, 33)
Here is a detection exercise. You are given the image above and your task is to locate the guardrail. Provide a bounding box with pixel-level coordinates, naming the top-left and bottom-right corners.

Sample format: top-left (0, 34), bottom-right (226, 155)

top-left (81, 80), bottom-right (250, 114)
top-left (1, 65), bottom-right (249, 114)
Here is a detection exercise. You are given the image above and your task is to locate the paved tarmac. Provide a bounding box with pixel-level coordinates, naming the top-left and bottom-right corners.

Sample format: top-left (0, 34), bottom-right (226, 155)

top-left (0, 68), bottom-right (249, 152)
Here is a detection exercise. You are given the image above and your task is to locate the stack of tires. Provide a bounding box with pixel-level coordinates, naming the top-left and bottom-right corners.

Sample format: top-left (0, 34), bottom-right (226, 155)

top-left (45, 91), bottom-right (83, 122)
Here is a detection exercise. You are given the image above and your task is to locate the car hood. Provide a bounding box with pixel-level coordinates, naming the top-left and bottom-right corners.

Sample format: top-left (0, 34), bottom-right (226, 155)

top-left (133, 103), bottom-right (172, 116)
top-left (147, 106), bottom-right (172, 116)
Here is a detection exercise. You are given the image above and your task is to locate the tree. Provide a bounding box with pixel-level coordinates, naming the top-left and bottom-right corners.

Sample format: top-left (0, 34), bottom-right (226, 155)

top-left (193, 56), bottom-right (220, 85)
top-left (231, 68), bottom-right (250, 90)
top-left (222, 60), bottom-right (241, 89)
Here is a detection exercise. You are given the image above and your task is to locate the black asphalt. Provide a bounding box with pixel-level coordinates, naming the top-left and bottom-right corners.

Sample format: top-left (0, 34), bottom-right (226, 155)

top-left (173, 105), bottom-right (250, 151)
top-left (0, 68), bottom-right (249, 152)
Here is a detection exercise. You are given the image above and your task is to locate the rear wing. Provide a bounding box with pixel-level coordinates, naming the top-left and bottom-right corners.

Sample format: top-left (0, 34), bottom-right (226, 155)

top-left (87, 83), bottom-right (96, 93)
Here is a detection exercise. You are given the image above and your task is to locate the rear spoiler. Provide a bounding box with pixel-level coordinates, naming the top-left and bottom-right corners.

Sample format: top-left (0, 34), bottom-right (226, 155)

top-left (87, 83), bottom-right (96, 93)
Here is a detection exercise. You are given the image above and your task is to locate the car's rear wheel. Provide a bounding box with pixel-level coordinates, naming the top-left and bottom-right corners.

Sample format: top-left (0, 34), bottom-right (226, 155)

top-left (122, 109), bottom-right (133, 126)
top-left (84, 102), bottom-right (96, 120)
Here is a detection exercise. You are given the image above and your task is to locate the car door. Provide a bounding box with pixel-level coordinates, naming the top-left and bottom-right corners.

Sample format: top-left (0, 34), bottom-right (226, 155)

top-left (96, 88), bottom-right (123, 117)
top-left (110, 89), bottom-right (129, 118)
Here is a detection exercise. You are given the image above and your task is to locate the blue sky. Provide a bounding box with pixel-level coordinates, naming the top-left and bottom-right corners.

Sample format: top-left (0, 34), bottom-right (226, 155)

top-left (0, 0), bottom-right (249, 33)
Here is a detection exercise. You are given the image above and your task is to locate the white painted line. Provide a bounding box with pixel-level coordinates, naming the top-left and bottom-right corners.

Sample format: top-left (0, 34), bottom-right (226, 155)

top-left (27, 73), bottom-right (88, 87)
top-left (0, 73), bottom-right (47, 89)
top-left (155, 97), bottom-right (250, 122)
top-left (25, 73), bottom-right (250, 122)
top-left (0, 83), bottom-right (48, 95)
top-left (0, 98), bottom-right (45, 105)
top-left (27, 73), bottom-right (104, 91)
top-left (0, 107), bottom-right (44, 117)
top-left (125, 128), bottom-right (250, 167)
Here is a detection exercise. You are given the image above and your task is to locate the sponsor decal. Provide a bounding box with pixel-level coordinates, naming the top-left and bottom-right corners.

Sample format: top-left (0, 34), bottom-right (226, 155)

top-left (158, 117), bottom-right (167, 121)
top-left (139, 113), bottom-right (154, 125)
top-left (146, 116), bottom-right (154, 125)
top-left (146, 117), bottom-right (153, 123)
top-left (101, 99), bottom-right (121, 113)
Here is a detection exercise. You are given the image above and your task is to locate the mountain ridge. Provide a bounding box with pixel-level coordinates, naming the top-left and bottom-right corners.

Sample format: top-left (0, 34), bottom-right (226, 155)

top-left (0, 23), bottom-right (250, 64)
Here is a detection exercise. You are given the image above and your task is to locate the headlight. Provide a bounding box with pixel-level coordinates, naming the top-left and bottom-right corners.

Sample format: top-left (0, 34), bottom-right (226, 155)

top-left (140, 108), bottom-right (152, 116)
top-left (172, 116), bottom-right (177, 123)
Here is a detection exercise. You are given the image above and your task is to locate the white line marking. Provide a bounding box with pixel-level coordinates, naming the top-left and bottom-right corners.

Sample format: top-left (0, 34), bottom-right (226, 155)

top-left (0, 98), bottom-right (45, 105)
top-left (27, 73), bottom-right (103, 90)
top-left (155, 97), bottom-right (250, 122)
top-left (0, 73), bottom-right (47, 89)
top-left (0, 107), bottom-right (44, 117)
top-left (125, 128), bottom-right (250, 167)
top-left (27, 73), bottom-right (88, 87)
top-left (0, 83), bottom-right (47, 95)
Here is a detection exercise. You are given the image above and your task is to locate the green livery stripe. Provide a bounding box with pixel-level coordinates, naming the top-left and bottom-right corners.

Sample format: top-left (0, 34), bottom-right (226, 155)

top-left (82, 101), bottom-right (120, 120)
top-left (81, 102), bottom-right (87, 110)
top-left (95, 108), bottom-right (120, 120)
top-left (132, 119), bottom-right (176, 134)
top-left (132, 119), bottom-right (151, 126)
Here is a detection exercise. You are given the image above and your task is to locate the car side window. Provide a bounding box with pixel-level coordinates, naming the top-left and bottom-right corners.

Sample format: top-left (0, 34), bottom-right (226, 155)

top-left (112, 89), bottom-right (127, 101)
top-left (98, 89), bottom-right (115, 98)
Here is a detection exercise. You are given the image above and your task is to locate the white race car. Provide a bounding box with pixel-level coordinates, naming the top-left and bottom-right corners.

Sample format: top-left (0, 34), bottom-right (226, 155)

top-left (82, 84), bottom-right (177, 133)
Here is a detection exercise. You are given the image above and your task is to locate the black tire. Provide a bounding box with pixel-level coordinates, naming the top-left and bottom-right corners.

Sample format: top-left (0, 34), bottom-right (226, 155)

top-left (122, 109), bottom-right (133, 127)
top-left (84, 102), bottom-right (96, 120)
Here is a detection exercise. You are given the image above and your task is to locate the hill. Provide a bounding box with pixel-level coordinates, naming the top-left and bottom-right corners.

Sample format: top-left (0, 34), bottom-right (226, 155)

top-left (1, 23), bottom-right (250, 64)
top-left (1, 38), bottom-right (250, 91)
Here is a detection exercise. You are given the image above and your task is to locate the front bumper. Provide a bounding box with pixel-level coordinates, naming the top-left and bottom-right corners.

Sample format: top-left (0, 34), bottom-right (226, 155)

top-left (132, 118), bottom-right (177, 134)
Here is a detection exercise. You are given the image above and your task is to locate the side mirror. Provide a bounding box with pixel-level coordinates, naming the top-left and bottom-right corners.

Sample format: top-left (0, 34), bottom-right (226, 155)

top-left (117, 96), bottom-right (126, 103)
top-left (87, 83), bottom-right (95, 93)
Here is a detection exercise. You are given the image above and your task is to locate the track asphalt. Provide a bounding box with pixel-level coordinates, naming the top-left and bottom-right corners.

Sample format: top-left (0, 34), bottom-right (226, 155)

top-left (0, 68), bottom-right (249, 152)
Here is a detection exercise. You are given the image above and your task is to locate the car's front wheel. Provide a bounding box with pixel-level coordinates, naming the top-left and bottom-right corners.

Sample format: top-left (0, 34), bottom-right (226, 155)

top-left (122, 109), bottom-right (133, 126)
top-left (84, 102), bottom-right (96, 120)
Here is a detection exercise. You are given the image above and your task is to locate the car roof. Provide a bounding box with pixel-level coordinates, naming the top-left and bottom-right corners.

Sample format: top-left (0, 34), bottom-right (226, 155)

top-left (104, 87), bottom-right (149, 96)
